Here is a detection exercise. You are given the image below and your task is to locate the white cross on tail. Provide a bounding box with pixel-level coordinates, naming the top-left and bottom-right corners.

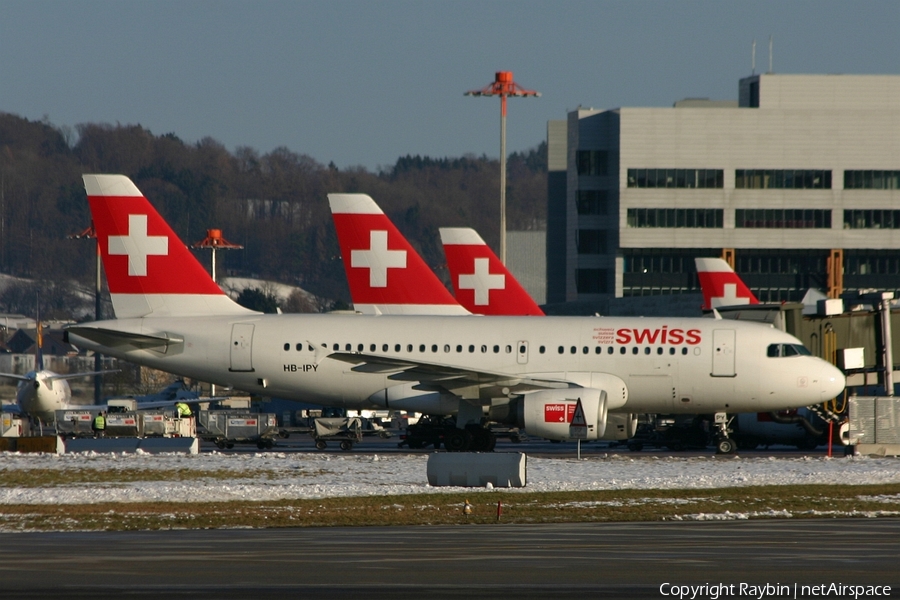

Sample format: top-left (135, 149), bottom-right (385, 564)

top-left (107, 214), bottom-right (168, 277)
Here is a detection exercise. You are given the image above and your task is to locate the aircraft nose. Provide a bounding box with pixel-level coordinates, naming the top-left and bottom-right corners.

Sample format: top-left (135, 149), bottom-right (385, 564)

top-left (820, 362), bottom-right (845, 401)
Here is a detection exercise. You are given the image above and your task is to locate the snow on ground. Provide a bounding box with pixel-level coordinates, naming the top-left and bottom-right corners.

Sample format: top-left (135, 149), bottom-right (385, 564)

top-left (1, 451), bottom-right (899, 506)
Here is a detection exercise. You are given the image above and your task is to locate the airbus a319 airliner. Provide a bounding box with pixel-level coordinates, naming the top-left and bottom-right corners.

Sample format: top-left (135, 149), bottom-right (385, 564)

top-left (66, 175), bottom-right (845, 452)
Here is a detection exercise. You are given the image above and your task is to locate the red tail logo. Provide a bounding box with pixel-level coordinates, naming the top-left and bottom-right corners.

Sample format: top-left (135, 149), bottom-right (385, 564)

top-left (440, 227), bottom-right (544, 316)
top-left (85, 175), bottom-right (222, 295)
top-left (695, 258), bottom-right (759, 310)
top-left (328, 194), bottom-right (463, 312)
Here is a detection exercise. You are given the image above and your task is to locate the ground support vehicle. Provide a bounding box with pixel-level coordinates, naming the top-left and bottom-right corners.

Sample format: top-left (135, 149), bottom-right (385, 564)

top-left (310, 417), bottom-right (363, 451)
top-left (196, 410), bottom-right (279, 449)
top-left (397, 416), bottom-right (501, 452)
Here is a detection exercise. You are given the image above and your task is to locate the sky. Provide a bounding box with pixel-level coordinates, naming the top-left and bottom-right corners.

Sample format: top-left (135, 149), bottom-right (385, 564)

top-left (2, 1), bottom-right (898, 171)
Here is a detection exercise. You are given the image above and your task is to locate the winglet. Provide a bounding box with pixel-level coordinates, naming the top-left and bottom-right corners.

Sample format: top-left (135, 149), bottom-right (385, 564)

top-left (328, 194), bottom-right (469, 315)
top-left (440, 227), bottom-right (544, 316)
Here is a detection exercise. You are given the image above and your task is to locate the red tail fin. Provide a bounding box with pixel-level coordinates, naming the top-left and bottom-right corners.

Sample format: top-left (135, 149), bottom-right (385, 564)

top-left (439, 228), bottom-right (544, 316)
top-left (695, 258), bottom-right (759, 310)
top-left (328, 194), bottom-right (468, 315)
top-left (83, 174), bottom-right (253, 318)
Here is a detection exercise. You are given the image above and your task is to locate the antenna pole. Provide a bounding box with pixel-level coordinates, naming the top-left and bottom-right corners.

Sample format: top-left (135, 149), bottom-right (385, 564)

top-left (769, 35), bottom-right (773, 73)
top-left (751, 39), bottom-right (756, 75)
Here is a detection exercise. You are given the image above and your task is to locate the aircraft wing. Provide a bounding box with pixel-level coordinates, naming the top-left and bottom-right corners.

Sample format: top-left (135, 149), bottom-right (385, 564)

top-left (46, 370), bottom-right (119, 382)
top-left (325, 351), bottom-right (572, 399)
top-left (0, 373), bottom-right (30, 382)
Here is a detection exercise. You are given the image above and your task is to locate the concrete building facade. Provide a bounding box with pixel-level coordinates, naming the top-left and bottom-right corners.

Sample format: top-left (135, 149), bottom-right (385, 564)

top-left (547, 74), bottom-right (900, 305)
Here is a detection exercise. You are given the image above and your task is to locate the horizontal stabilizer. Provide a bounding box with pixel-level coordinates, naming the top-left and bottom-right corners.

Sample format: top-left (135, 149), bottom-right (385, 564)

top-left (66, 326), bottom-right (184, 354)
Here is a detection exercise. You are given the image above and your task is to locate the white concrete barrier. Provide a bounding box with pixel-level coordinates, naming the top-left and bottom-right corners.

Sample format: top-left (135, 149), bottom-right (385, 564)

top-left (427, 452), bottom-right (526, 487)
top-left (58, 437), bottom-right (199, 454)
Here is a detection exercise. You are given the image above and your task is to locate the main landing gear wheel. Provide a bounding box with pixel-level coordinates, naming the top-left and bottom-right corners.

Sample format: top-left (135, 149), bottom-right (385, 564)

top-left (470, 428), bottom-right (496, 452)
top-left (444, 430), bottom-right (472, 452)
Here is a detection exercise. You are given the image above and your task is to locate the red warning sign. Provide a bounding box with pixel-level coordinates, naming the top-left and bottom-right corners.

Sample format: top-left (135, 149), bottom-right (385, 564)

top-left (569, 398), bottom-right (588, 439)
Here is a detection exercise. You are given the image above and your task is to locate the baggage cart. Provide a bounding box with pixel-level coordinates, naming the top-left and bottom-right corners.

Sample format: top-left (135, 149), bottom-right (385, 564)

top-left (310, 417), bottom-right (363, 451)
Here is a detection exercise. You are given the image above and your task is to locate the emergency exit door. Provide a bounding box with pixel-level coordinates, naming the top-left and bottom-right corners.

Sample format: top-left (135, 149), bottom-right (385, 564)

top-left (230, 323), bottom-right (255, 372)
top-left (711, 329), bottom-right (735, 377)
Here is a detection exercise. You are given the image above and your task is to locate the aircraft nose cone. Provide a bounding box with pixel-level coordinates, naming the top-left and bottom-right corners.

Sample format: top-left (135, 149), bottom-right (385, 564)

top-left (821, 363), bottom-right (845, 401)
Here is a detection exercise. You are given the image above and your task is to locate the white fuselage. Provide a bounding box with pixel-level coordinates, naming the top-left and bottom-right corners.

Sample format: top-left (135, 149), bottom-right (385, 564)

top-left (68, 313), bottom-right (845, 416)
top-left (16, 371), bottom-right (73, 422)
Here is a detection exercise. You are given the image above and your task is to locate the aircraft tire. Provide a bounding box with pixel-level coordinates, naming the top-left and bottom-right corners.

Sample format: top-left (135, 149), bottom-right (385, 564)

top-left (445, 430), bottom-right (472, 452)
top-left (716, 438), bottom-right (736, 454)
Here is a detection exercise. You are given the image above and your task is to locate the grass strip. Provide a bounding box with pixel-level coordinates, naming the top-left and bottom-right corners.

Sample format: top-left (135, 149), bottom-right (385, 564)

top-left (1, 484), bottom-right (899, 531)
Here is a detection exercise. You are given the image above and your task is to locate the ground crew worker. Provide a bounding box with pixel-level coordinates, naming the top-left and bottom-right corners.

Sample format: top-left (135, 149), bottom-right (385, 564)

top-left (176, 402), bottom-right (192, 418)
top-left (92, 411), bottom-right (106, 438)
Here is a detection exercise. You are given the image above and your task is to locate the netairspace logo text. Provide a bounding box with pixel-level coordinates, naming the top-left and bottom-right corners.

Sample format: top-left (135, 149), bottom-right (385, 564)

top-left (659, 582), bottom-right (892, 599)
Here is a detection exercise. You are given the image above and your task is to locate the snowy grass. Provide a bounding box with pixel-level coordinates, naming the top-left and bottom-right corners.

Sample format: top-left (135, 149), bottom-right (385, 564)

top-left (2, 484), bottom-right (900, 532)
top-left (2, 451), bottom-right (900, 531)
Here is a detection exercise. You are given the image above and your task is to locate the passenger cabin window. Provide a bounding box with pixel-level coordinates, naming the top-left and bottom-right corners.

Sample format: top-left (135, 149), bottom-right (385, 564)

top-left (284, 343), bottom-right (290, 351)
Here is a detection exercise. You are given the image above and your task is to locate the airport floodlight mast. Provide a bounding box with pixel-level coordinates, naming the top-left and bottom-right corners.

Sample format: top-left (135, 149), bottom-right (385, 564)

top-left (69, 224), bottom-right (103, 403)
top-left (191, 229), bottom-right (243, 284)
top-left (192, 229), bottom-right (243, 398)
top-left (465, 71), bottom-right (540, 265)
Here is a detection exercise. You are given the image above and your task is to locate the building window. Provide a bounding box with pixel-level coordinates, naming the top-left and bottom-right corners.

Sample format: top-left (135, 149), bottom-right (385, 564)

top-left (576, 229), bottom-right (606, 254)
top-left (844, 171), bottom-right (900, 190)
top-left (577, 190), bottom-right (608, 215)
top-left (735, 170), bottom-right (831, 189)
top-left (576, 268), bottom-right (608, 294)
top-left (626, 169), bottom-right (723, 189)
top-left (627, 208), bottom-right (723, 228)
top-left (576, 150), bottom-right (608, 176)
top-left (735, 209), bottom-right (831, 228)
top-left (844, 210), bottom-right (900, 229)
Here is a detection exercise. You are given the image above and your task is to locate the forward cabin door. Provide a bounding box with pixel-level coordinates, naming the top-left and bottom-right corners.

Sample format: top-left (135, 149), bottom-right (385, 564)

top-left (230, 323), bottom-right (255, 372)
top-left (711, 329), bottom-right (736, 377)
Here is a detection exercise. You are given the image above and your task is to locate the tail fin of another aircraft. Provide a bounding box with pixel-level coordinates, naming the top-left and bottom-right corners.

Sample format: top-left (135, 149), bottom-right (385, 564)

top-left (695, 257), bottom-right (759, 310)
top-left (35, 316), bottom-right (44, 371)
top-left (328, 194), bottom-right (469, 315)
top-left (83, 175), bottom-right (256, 319)
top-left (439, 228), bottom-right (545, 316)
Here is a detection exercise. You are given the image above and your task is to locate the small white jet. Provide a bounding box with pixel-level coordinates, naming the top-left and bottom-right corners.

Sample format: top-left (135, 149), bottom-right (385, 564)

top-left (66, 175), bottom-right (845, 452)
top-left (0, 322), bottom-right (116, 422)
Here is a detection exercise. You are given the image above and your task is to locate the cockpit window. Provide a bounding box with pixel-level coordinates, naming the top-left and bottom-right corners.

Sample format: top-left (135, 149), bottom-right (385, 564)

top-left (767, 343), bottom-right (812, 357)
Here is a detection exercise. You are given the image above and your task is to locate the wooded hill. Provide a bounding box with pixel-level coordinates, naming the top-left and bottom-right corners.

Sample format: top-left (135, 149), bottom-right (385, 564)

top-left (0, 112), bottom-right (547, 315)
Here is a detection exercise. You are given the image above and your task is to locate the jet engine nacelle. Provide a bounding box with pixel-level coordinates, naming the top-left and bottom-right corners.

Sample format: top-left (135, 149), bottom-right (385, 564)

top-left (504, 388), bottom-right (608, 441)
top-left (604, 413), bottom-right (639, 441)
top-left (367, 382), bottom-right (460, 415)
